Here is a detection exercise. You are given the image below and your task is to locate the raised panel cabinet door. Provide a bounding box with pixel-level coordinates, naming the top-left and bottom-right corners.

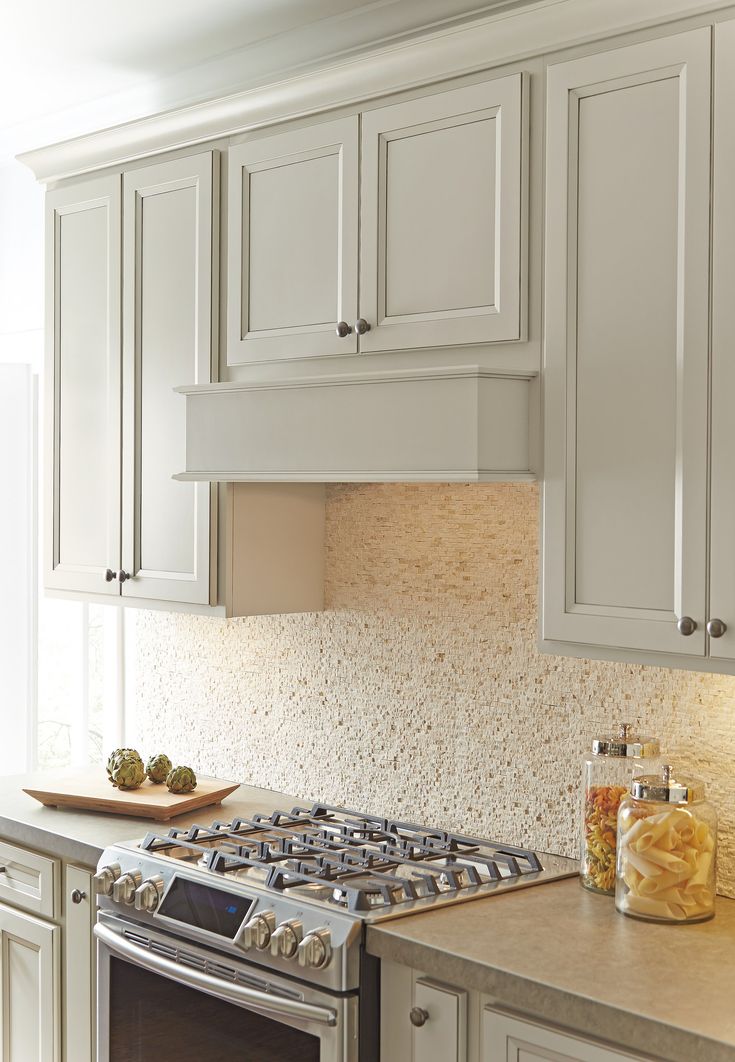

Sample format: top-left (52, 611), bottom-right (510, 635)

top-left (64, 867), bottom-right (94, 1062)
top-left (0, 902), bottom-right (60, 1062)
top-left (482, 1008), bottom-right (647, 1061)
top-left (708, 20), bottom-right (735, 662)
top-left (359, 74), bottom-right (525, 352)
top-left (121, 152), bottom-right (216, 605)
top-left (411, 978), bottom-right (466, 1062)
top-left (44, 175), bottom-right (121, 596)
top-left (227, 116), bottom-right (359, 364)
top-left (542, 30), bottom-right (710, 655)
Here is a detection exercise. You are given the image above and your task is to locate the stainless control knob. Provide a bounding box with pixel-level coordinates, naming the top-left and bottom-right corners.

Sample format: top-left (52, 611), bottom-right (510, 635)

top-left (242, 910), bottom-right (276, 951)
top-left (335, 321), bottom-right (352, 338)
top-left (134, 875), bottom-right (164, 913)
top-left (93, 863), bottom-right (121, 897)
top-left (104, 568), bottom-right (116, 583)
top-left (354, 318), bottom-right (371, 335)
top-left (409, 1007), bottom-right (429, 1028)
top-left (270, 920), bottom-right (303, 959)
top-left (297, 928), bottom-right (332, 969)
top-left (112, 871), bottom-right (142, 905)
top-left (707, 618), bottom-right (727, 639)
top-left (677, 616), bottom-right (697, 636)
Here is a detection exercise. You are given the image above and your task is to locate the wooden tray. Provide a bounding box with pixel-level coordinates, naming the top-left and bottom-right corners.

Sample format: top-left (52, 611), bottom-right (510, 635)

top-left (23, 773), bottom-right (240, 821)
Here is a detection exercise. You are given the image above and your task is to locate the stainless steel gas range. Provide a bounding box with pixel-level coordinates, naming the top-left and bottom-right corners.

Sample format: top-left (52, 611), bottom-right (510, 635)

top-left (94, 802), bottom-right (577, 1062)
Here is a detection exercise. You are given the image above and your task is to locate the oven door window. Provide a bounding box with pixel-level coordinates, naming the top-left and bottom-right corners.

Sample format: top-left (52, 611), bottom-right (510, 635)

top-left (109, 958), bottom-right (321, 1062)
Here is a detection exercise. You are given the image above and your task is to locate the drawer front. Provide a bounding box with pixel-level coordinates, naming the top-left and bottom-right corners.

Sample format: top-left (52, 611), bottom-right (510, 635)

top-left (0, 840), bottom-right (60, 919)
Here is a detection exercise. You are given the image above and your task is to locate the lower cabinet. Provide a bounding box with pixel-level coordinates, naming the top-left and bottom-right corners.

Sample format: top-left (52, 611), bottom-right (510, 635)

top-left (482, 1008), bottom-right (647, 1062)
top-left (0, 847), bottom-right (95, 1062)
top-left (0, 903), bottom-right (60, 1062)
top-left (380, 960), bottom-right (652, 1062)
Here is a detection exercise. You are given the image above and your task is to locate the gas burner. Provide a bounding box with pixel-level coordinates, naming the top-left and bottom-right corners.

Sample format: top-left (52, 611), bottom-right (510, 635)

top-left (138, 803), bottom-right (553, 914)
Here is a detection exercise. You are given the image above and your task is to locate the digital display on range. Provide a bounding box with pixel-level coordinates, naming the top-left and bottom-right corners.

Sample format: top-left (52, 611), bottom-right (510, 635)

top-left (157, 877), bottom-right (253, 938)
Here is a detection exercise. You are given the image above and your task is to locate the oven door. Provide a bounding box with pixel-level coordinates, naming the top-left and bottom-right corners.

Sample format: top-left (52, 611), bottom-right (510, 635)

top-left (95, 913), bottom-right (358, 1062)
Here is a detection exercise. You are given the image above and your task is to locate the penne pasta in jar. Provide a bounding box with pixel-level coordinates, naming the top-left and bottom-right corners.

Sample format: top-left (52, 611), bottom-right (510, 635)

top-left (616, 765), bottom-right (717, 925)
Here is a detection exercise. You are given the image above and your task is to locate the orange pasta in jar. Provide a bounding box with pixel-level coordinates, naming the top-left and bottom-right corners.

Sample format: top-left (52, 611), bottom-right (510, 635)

top-left (580, 725), bottom-right (660, 896)
top-left (581, 784), bottom-right (628, 893)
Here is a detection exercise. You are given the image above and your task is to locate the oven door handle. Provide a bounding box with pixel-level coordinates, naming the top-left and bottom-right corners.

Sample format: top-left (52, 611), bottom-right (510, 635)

top-left (94, 923), bottom-right (338, 1027)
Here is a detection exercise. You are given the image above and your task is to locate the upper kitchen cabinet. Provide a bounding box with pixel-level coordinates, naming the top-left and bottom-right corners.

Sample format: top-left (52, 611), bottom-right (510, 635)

top-left (227, 116), bottom-right (359, 364)
top-left (542, 30), bottom-right (711, 657)
top-left (121, 153), bottom-right (215, 605)
top-left (45, 152), bottom-right (325, 615)
top-left (44, 174), bottom-right (121, 597)
top-left (45, 153), bottom-right (216, 608)
top-left (225, 73), bottom-right (525, 366)
top-left (359, 74), bottom-right (525, 352)
top-left (709, 20), bottom-right (735, 664)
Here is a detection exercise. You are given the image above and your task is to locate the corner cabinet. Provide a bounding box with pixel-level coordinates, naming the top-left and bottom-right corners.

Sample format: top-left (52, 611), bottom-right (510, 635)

top-left (226, 72), bottom-right (526, 366)
top-left (541, 29), bottom-right (712, 659)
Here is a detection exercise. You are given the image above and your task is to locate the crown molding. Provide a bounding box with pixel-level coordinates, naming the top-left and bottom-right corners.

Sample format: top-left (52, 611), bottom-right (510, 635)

top-left (18, 0), bottom-right (732, 182)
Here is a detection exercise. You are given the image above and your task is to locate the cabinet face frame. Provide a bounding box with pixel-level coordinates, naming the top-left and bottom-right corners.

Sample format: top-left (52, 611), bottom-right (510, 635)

top-left (542, 30), bottom-right (711, 655)
top-left (44, 175), bottom-right (122, 597)
top-left (121, 152), bottom-right (216, 605)
top-left (359, 74), bottom-right (525, 352)
top-left (227, 116), bottom-right (359, 364)
top-left (0, 902), bottom-right (60, 1062)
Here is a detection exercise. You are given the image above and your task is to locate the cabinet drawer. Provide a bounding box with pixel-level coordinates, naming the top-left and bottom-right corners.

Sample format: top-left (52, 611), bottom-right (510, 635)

top-left (0, 840), bottom-right (59, 919)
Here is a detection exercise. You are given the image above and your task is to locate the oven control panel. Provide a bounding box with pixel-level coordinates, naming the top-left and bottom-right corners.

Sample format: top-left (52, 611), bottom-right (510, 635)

top-left (94, 849), bottom-right (362, 992)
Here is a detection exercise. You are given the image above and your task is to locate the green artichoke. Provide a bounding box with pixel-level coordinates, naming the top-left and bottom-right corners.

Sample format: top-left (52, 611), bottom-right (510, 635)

top-left (166, 765), bottom-right (197, 794)
top-left (109, 751), bottom-right (145, 791)
top-left (146, 753), bottom-right (172, 785)
top-left (106, 747), bottom-right (140, 782)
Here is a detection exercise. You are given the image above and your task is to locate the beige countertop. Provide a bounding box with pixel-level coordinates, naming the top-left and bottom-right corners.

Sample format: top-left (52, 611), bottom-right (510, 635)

top-left (367, 877), bottom-right (735, 1062)
top-left (0, 770), bottom-right (303, 867)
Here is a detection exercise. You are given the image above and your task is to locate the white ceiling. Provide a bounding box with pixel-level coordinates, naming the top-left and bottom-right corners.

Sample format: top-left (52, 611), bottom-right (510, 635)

top-left (0, 0), bottom-right (516, 159)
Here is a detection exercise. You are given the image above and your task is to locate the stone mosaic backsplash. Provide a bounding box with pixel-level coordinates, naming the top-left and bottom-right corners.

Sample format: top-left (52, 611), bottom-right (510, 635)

top-left (130, 483), bottom-right (735, 896)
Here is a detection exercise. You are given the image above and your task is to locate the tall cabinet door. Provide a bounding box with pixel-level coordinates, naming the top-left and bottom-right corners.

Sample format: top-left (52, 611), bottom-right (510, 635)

top-left (359, 75), bottom-right (525, 352)
top-left (542, 30), bottom-right (711, 656)
top-left (45, 175), bottom-right (121, 596)
top-left (227, 117), bottom-right (359, 364)
top-left (0, 903), bottom-right (60, 1062)
top-left (121, 152), bottom-right (215, 605)
top-left (709, 20), bottom-right (735, 663)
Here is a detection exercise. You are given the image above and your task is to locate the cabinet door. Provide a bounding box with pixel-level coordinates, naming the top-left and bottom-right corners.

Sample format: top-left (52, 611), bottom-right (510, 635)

top-left (227, 117), bottom-right (359, 364)
top-left (45, 176), bottom-right (121, 596)
top-left (482, 1008), bottom-right (646, 1061)
top-left (0, 902), bottom-right (60, 1062)
top-left (121, 152), bottom-right (215, 605)
top-left (542, 30), bottom-right (710, 655)
top-left (359, 75), bottom-right (524, 352)
top-left (65, 867), bottom-right (94, 1062)
top-left (411, 979), bottom-right (466, 1062)
top-left (709, 19), bottom-right (735, 662)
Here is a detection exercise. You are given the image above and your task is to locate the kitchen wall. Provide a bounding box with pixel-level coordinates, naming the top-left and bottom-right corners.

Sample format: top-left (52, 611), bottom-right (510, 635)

top-left (130, 483), bottom-right (735, 897)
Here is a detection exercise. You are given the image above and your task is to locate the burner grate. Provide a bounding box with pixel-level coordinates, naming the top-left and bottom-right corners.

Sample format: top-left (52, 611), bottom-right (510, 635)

top-left (139, 803), bottom-right (544, 912)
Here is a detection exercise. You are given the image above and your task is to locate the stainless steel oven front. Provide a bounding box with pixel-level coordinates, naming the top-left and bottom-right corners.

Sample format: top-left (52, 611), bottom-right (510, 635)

top-left (95, 911), bottom-right (359, 1062)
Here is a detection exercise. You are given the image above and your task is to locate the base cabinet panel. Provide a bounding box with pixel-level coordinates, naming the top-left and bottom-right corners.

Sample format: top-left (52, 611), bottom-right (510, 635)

top-left (482, 1008), bottom-right (648, 1062)
top-left (64, 867), bottom-right (95, 1062)
top-left (0, 902), bottom-right (60, 1062)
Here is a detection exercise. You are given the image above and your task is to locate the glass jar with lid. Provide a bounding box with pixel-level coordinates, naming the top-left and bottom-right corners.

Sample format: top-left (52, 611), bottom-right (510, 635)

top-left (581, 723), bottom-right (660, 895)
top-left (615, 765), bottom-right (716, 924)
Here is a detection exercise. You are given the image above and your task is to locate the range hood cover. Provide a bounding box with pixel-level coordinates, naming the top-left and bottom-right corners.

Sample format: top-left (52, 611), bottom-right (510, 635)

top-left (175, 365), bottom-right (535, 483)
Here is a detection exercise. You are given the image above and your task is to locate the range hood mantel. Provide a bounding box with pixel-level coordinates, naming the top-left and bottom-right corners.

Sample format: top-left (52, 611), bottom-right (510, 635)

top-left (175, 365), bottom-right (536, 483)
